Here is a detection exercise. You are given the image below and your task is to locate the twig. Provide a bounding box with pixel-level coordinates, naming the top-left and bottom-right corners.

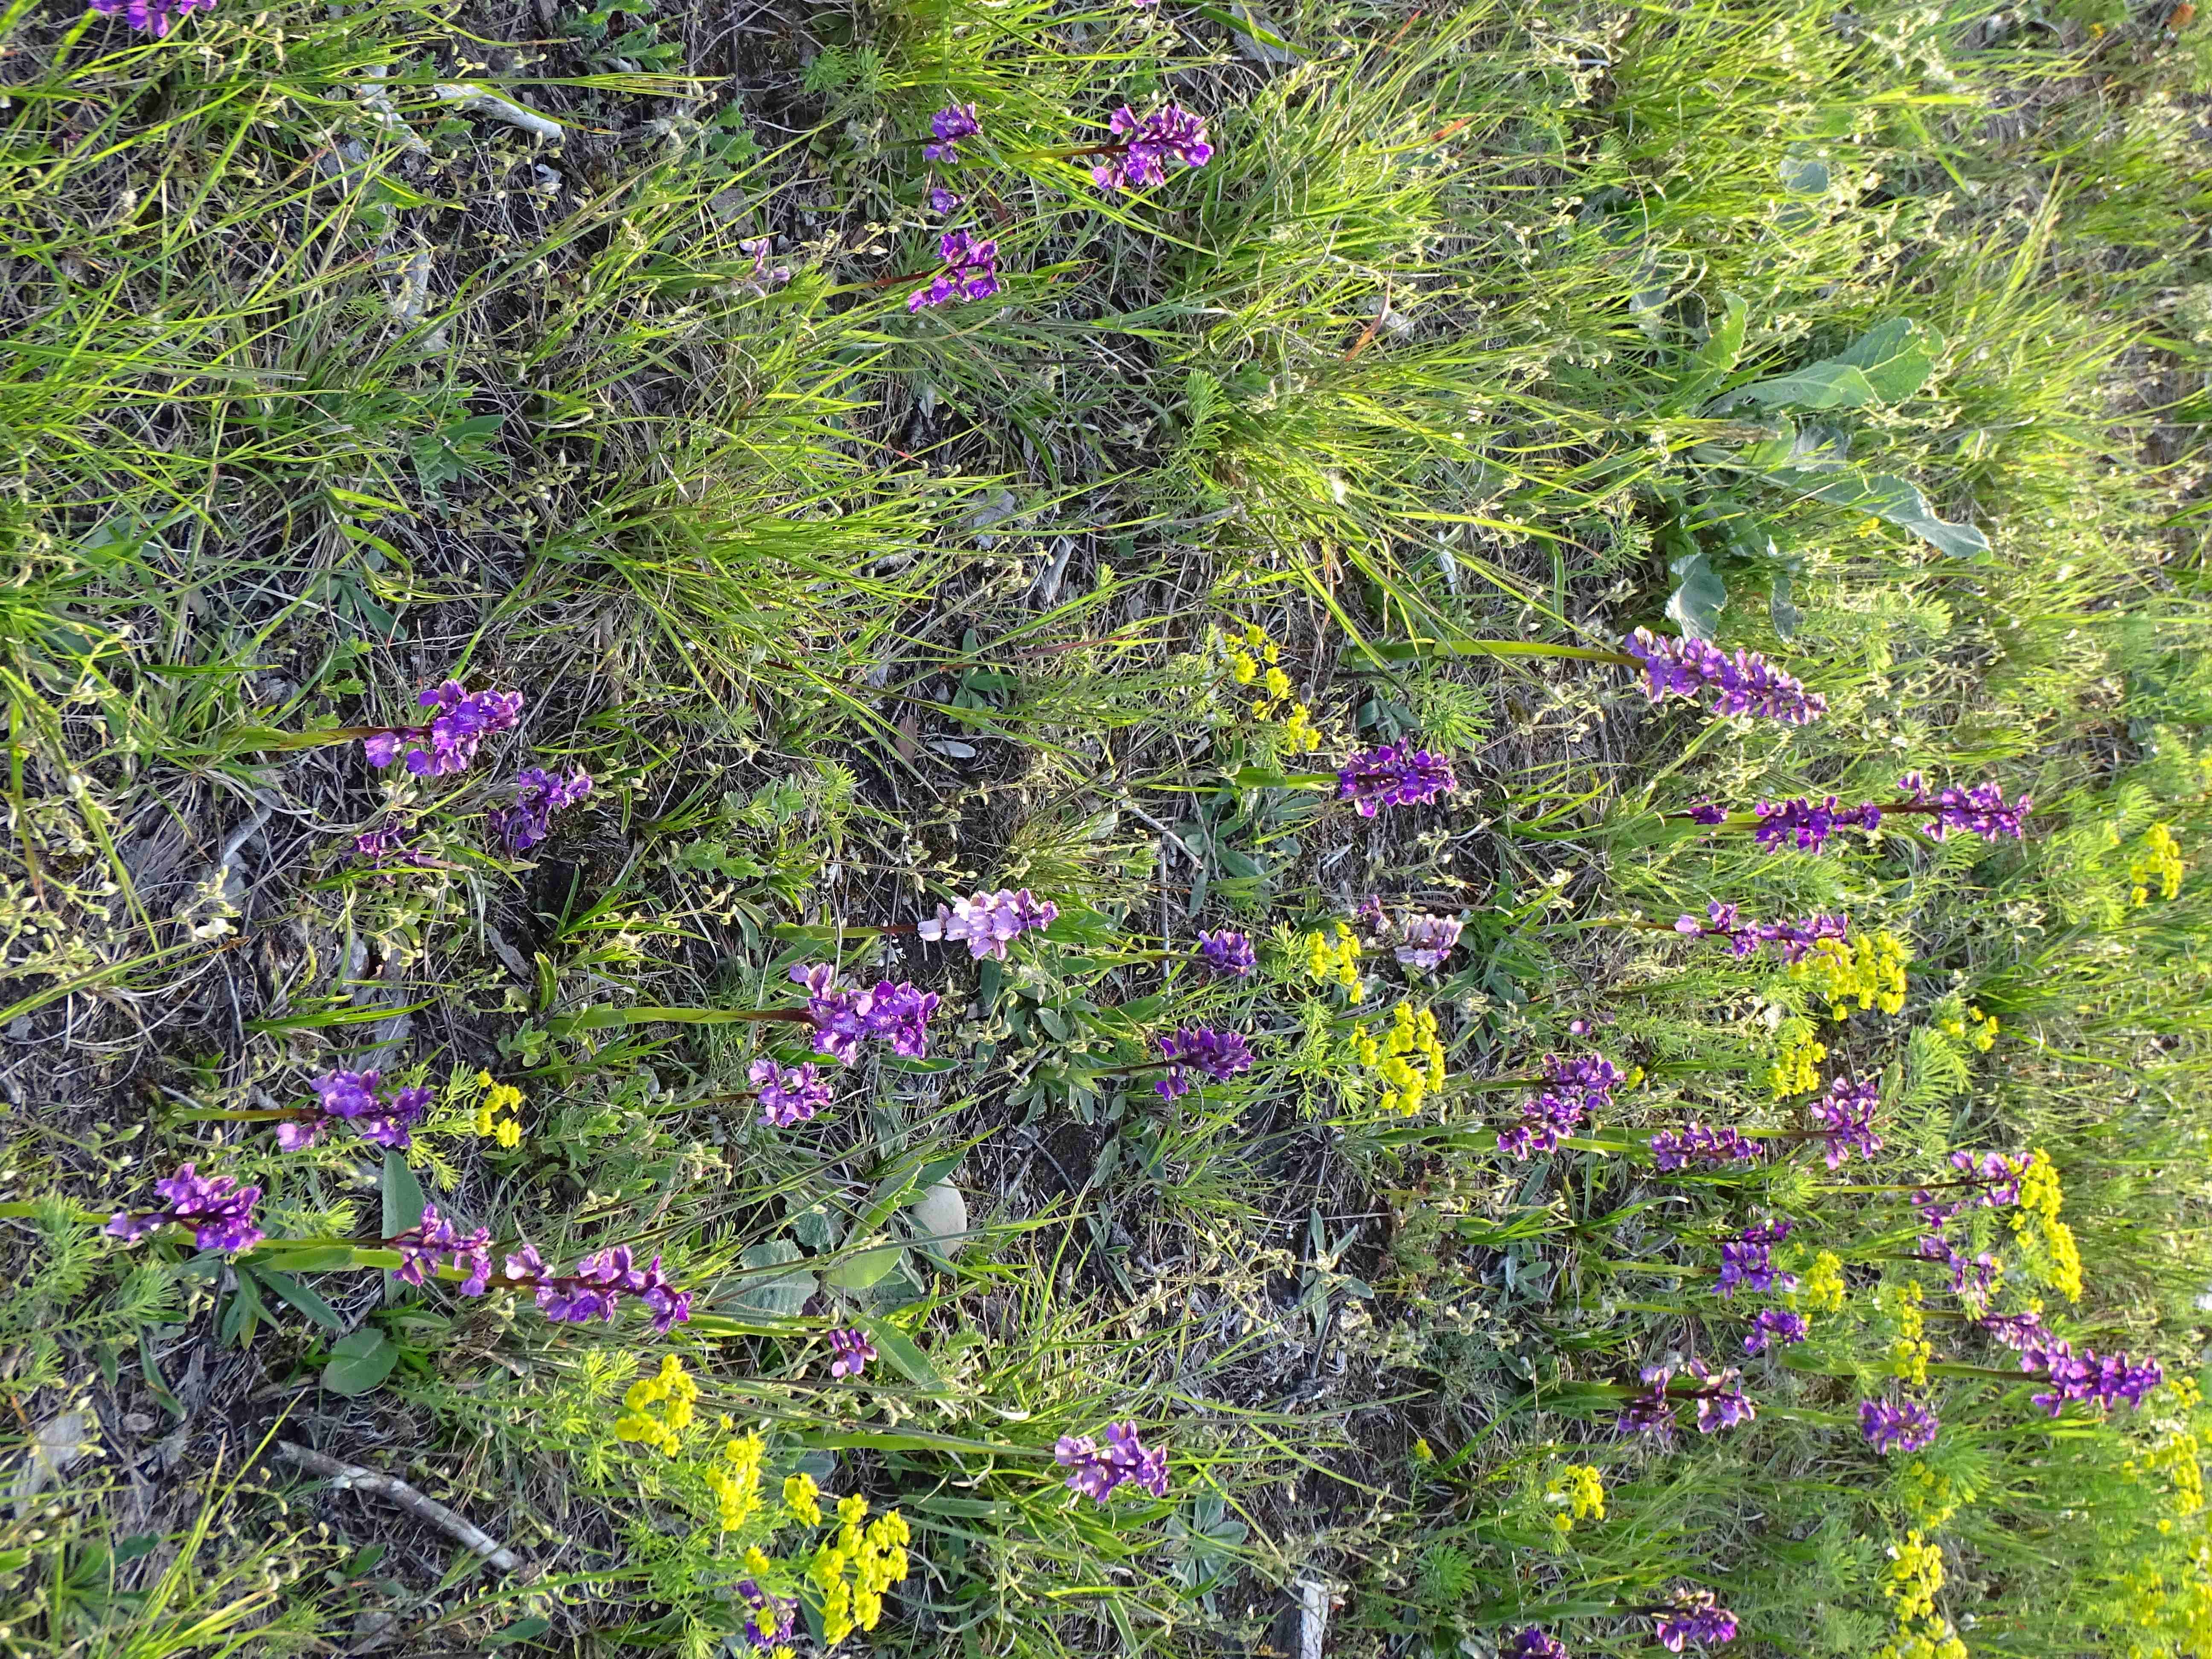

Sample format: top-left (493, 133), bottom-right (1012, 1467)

top-left (274, 1442), bottom-right (522, 1572)
top-left (432, 84), bottom-right (563, 141)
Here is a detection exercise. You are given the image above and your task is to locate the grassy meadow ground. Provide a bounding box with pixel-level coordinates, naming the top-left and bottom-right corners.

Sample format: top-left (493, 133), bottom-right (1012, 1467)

top-left (3, 0), bottom-right (2212, 1653)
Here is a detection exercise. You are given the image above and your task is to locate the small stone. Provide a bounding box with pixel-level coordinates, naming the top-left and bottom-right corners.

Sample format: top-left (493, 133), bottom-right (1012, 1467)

top-left (905, 1181), bottom-right (968, 1248)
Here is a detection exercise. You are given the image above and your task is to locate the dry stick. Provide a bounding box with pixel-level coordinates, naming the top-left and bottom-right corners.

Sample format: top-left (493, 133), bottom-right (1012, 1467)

top-left (275, 1442), bottom-right (522, 1572)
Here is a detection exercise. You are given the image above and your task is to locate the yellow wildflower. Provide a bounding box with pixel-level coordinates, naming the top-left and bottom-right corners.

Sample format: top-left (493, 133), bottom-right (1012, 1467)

top-left (472, 1074), bottom-right (525, 1147)
top-left (1354, 1001), bottom-right (1447, 1116)
top-left (1872, 1618), bottom-right (1968, 1659)
top-left (1899, 1459), bottom-right (1958, 1530)
top-left (1767, 1024), bottom-right (1827, 1098)
top-left (2012, 1151), bottom-right (2084, 1302)
top-left (2131, 824), bottom-right (2185, 907)
top-left (1789, 1250), bottom-right (1846, 1316)
top-left (707, 1430), bottom-right (766, 1531)
top-left (1879, 1281), bottom-right (1931, 1386)
top-left (614, 1353), bottom-right (698, 1456)
top-left (783, 1472), bottom-right (823, 1526)
top-left (2131, 1431), bottom-right (2207, 1520)
top-left (1885, 1530), bottom-right (1945, 1622)
top-left (1545, 1463), bottom-right (1606, 1533)
top-left (1304, 923), bottom-right (1365, 1001)
top-left (1791, 929), bottom-right (1910, 1017)
top-left (811, 1504), bottom-right (912, 1646)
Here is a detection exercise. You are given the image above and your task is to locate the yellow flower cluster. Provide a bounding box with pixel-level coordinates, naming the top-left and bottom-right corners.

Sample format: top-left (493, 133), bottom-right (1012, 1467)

top-left (1226, 623), bottom-right (1324, 753)
top-left (1899, 1458), bottom-right (1959, 1530)
top-left (2131, 1432), bottom-right (2207, 1527)
top-left (1304, 922), bottom-right (1365, 1001)
top-left (2110, 1548), bottom-right (2212, 1659)
top-left (472, 1073), bottom-right (525, 1147)
top-left (1936, 1004), bottom-right (1999, 1052)
top-left (1790, 1249), bottom-right (1847, 1316)
top-left (2012, 1151), bottom-right (2084, 1302)
top-left (1879, 1281), bottom-right (1931, 1386)
top-left (613, 1354), bottom-right (697, 1457)
top-left (1545, 1463), bottom-right (1606, 1534)
top-left (1767, 1027), bottom-right (1827, 1098)
top-left (1872, 1618), bottom-right (1968, 1659)
top-left (1790, 929), bottom-right (1910, 1016)
top-left (707, 1429), bottom-right (766, 1531)
top-left (783, 1471), bottom-right (824, 1526)
top-left (1351, 1003), bottom-right (1447, 1115)
top-left (2131, 824), bottom-right (2185, 907)
top-left (1884, 1530), bottom-right (1945, 1622)
top-left (1873, 1534), bottom-right (1966, 1659)
top-left (809, 1494), bottom-right (912, 1646)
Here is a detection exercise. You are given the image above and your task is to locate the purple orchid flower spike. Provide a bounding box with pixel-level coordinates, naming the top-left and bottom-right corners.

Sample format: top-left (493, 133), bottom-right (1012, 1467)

top-left (751, 1059), bottom-right (834, 1127)
top-left (1337, 744), bottom-right (1455, 816)
top-left (1653, 1588), bottom-right (1738, 1650)
top-left (1091, 104), bottom-right (1213, 192)
top-left (1649, 1121), bottom-right (1760, 1171)
top-left (1859, 1396), bottom-right (1940, 1453)
top-left (106, 1164), bottom-right (264, 1254)
top-left (917, 888), bottom-right (1057, 958)
top-left (362, 680), bottom-right (523, 777)
top-left (1195, 929), bottom-right (1257, 977)
top-left (908, 230), bottom-right (1002, 311)
top-left (1808, 1076), bottom-right (1882, 1169)
top-left (1623, 627), bottom-right (1826, 725)
top-left (1155, 1027), bottom-right (1255, 1099)
top-left (924, 103), bottom-right (980, 162)
top-left (1498, 1054), bottom-right (1620, 1158)
top-left (88, 0), bottom-right (213, 35)
top-left (1393, 912), bottom-right (1464, 971)
top-left (1744, 1308), bottom-right (1809, 1355)
top-left (828, 1326), bottom-right (878, 1379)
top-left (391, 1203), bottom-right (494, 1296)
top-left (490, 766), bottom-right (593, 854)
top-left (1056, 1420), bottom-right (1167, 1502)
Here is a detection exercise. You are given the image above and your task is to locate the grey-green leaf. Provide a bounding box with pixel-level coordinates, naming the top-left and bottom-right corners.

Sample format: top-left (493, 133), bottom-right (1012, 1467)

top-left (1769, 568), bottom-right (1802, 640)
top-left (1664, 551), bottom-right (1728, 640)
top-left (858, 1318), bottom-right (941, 1388)
top-left (380, 1150), bottom-right (426, 1239)
top-left (1778, 153), bottom-right (1830, 194)
top-left (1732, 360), bottom-right (1882, 410)
top-left (322, 1329), bottom-right (397, 1397)
top-left (823, 1246), bottom-right (905, 1291)
top-left (253, 1268), bottom-right (346, 1332)
top-left (1781, 469), bottom-right (1991, 559)
top-left (731, 1240), bottom-right (818, 1316)
top-left (1833, 317), bottom-right (1942, 402)
top-left (1665, 292), bottom-right (1749, 411)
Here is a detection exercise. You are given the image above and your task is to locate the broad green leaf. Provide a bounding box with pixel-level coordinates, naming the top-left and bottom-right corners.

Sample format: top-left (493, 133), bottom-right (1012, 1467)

top-left (380, 1150), bottom-right (427, 1238)
top-left (858, 1318), bottom-right (942, 1388)
top-left (730, 1240), bottom-right (817, 1316)
top-left (823, 1245), bottom-right (905, 1291)
top-left (1770, 567), bottom-right (1802, 639)
top-left (1666, 291), bottom-right (1749, 410)
top-left (1777, 469), bottom-right (1991, 559)
top-left (1664, 550), bottom-right (1728, 639)
top-left (1732, 360), bottom-right (1882, 410)
top-left (1834, 317), bottom-right (1942, 402)
top-left (1778, 153), bottom-right (1830, 194)
top-left (252, 1268), bottom-right (346, 1331)
top-left (322, 1329), bottom-right (397, 1397)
